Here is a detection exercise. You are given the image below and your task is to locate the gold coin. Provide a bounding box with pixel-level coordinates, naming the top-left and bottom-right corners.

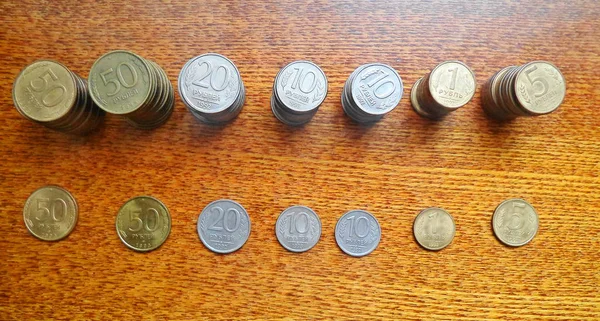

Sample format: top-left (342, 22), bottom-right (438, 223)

top-left (88, 50), bottom-right (153, 115)
top-left (428, 61), bottom-right (476, 109)
top-left (23, 185), bottom-right (78, 241)
top-left (514, 61), bottom-right (566, 115)
top-left (13, 60), bottom-right (77, 122)
top-left (115, 196), bottom-right (171, 252)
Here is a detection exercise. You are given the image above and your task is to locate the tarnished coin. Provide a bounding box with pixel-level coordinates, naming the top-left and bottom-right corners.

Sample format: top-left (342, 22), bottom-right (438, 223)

top-left (492, 198), bottom-right (539, 247)
top-left (271, 60), bottom-right (328, 125)
top-left (178, 53), bottom-right (245, 124)
top-left (197, 199), bottom-right (251, 254)
top-left (335, 210), bottom-right (381, 257)
top-left (89, 50), bottom-right (153, 115)
top-left (23, 185), bottom-right (78, 241)
top-left (115, 196), bottom-right (171, 252)
top-left (413, 207), bottom-right (456, 251)
top-left (275, 205), bottom-right (322, 252)
top-left (514, 61), bottom-right (566, 115)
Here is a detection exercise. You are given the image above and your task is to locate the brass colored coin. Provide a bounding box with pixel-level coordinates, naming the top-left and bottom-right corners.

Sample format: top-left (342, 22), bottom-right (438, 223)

top-left (115, 196), bottom-right (171, 252)
top-left (514, 61), bottom-right (566, 115)
top-left (428, 61), bottom-right (476, 109)
top-left (492, 198), bottom-right (539, 247)
top-left (88, 50), bottom-right (153, 115)
top-left (23, 185), bottom-right (78, 241)
top-left (413, 207), bottom-right (456, 251)
top-left (13, 60), bottom-right (77, 122)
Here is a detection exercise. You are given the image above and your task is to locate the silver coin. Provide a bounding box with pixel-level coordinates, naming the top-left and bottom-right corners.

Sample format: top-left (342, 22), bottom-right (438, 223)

top-left (178, 53), bottom-right (244, 123)
top-left (413, 207), bottom-right (456, 251)
top-left (197, 199), bottom-right (251, 254)
top-left (335, 210), bottom-right (381, 257)
top-left (492, 198), bottom-right (539, 247)
top-left (275, 205), bottom-right (322, 253)
top-left (350, 63), bottom-right (403, 116)
top-left (274, 60), bottom-right (327, 113)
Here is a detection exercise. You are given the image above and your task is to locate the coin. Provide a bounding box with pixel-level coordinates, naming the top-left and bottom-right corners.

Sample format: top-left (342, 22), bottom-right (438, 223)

top-left (492, 198), bottom-right (539, 247)
top-left (482, 61), bottom-right (565, 120)
top-left (23, 185), bottom-right (78, 241)
top-left (197, 199), bottom-right (251, 254)
top-left (88, 50), bottom-right (173, 128)
top-left (271, 61), bottom-right (328, 126)
top-left (12, 60), bottom-right (104, 134)
top-left (178, 53), bottom-right (245, 124)
top-left (275, 205), bottom-right (322, 252)
top-left (115, 196), bottom-right (171, 252)
top-left (411, 61), bottom-right (476, 119)
top-left (335, 210), bottom-right (381, 257)
top-left (413, 207), bottom-right (456, 250)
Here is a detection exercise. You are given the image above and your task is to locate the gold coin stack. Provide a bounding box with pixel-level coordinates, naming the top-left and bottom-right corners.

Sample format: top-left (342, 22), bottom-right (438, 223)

top-left (12, 60), bottom-right (104, 135)
top-left (88, 50), bottom-right (174, 129)
top-left (481, 61), bottom-right (566, 120)
top-left (411, 61), bottom-right (476, 119)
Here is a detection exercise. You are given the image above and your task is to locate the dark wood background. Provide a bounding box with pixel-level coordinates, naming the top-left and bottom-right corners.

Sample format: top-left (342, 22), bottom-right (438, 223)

top-left (1, 1), bottom-right (598, 320)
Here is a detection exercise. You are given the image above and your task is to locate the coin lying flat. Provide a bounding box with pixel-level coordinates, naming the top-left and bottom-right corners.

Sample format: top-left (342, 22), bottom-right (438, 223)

top-left (492, 198), bottom-right (539, 247)
top-left (197, 199), bottom-right (251, 254)
top-left (335, 210), bottom-right (381, 257)
top-left (275, 205), bottom-right (322, 252)
top-left (115, 196), bottom-right (171, 252)
top-left (23, 185), bottom-right (78, 241)
top-left (178, 53), bottom-right (245, 124)
top-left (413, 207), bottom-right (456, 251)
top-left (411, 61), bottom-right (476, 119)
top-left (341, 63), bottom-right (403, 123)
top-left (271, 61), bottom-right (328, 126)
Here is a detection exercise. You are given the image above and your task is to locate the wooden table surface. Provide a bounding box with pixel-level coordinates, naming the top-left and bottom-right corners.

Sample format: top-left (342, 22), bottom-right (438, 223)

top-left (1, 1), bottom-right (599, 320)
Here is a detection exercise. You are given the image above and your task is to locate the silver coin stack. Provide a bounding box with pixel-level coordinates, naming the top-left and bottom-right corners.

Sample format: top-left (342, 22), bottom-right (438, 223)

top-left (12, 60), bottom-right (104, 135)
top-left (341, 63), bottom-right (403, 123)
top-left (178, 53), bottom-right (245, 124)
top-left (481, 61), bottom-right (566, 120)
top-left (271, 61), bottom-right (328, 126)
top-left (88, 50), bottom-right (174, 129)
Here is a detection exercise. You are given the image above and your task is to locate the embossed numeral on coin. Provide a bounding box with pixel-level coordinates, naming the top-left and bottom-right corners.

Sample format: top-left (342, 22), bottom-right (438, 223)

top-left (192, 61), bottom-right (230, 91)
top-left (28, 68), bottom-right (67, 107)
top-left (346, 215), bottom-right (370, 238)
top-left (285, 211), bottom-right (310, 234)
top-left (35, 198), bottom-right (67, 222)
top-left (128, 208), bottom-right (160, 232)
top-left (208, 207), bottom-right (240, 232)
top-left (524, 65), bottom-right (549, 97)
top-left (507, 202), bottom-right (526, 230)
top-left (290, 67), bottom-right (317, 94)
top-left (100, 62), bottom-right (138, 97)
top-left (447, 67), bottom-right (458, 90)
top-left (365, 71), bottom-right (395, 99)
top-left (427, 211), bottom-right (440, 234)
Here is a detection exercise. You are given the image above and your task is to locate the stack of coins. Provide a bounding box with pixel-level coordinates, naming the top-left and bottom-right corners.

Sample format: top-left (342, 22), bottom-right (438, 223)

top-left (481, 61), bottom-right (566, 120)
top-left (411, 61), bottom-right (476, 119)
top-left (88, 50), bottom-right (174, 129)
top-left (178, 54), bottom-right (245, 124)
top-left (12, 60), bottom-right (104, 135)
top-left (271, 61), bottom-right (328, 126)
top-left (341, 63), bottom-right (403, 123)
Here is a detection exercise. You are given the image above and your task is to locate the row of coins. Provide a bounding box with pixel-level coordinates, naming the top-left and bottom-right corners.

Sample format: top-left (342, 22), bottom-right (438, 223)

top-left (13, 53), bottom-right (567, 134)
top-left (24, 186), bottom-right (540, 255)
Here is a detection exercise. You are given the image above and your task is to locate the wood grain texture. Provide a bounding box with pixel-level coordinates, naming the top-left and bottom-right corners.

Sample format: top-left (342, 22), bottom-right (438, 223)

top-left (1, 1), bottom-right (599, 320)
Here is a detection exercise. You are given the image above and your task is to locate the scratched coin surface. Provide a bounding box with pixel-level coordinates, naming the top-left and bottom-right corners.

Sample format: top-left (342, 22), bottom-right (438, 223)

top-left (23, 185), bottom-right (78, 241)
top-left (492, 198), bottom-right (539, 247)
top-left (197, 199), bottom-right (251, 254)
top-left (13, 60), bottom-right (77, 122)
top-left (88, 50), bottom-right (152, 115)
top-left (275, 205), bottom-right (322, 253)
top-left (335, 210), bottom-right (381, 257)
top-left (428, 61), bottom-right (476, 109)
top-left (413, 207), bottom-right (456, 251)
top-left (514, 61), bottom-right (566, 115)
top-left (115, 196), bottom-right (171, 252)
top-left (275, 61), bottom-right (327, 113)
top-left (178, 54), bottom-right (242, 115)
top-left (350, 63), bottom-right (403, 115)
